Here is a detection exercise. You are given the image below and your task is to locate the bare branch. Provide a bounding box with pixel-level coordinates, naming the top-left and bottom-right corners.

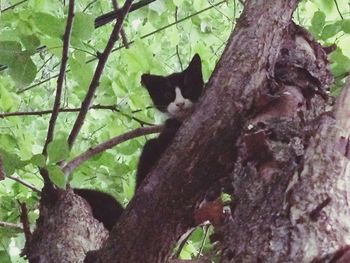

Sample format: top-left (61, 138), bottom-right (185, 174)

top-left (63, 124), bottom-right (163, 175)
top-left (95, 0), bottom-right (156, 28)
top-left (83, 0), bottom-right (98, 12)
top-left (111, 0), bottom-right (130, 48)
top-left (0, 0), bottom-right (27, 12)
top-left (0, 157), bottom-right (5, 180)
top-left (334, 0), bottom-right (344, 19)
top-left (0, 105), bottom-right (153, 126)
top-left (7, 176), bottom-right (41, 194)
top-left (0, 221), bottom-right (23, 230)
top-left (18, 202), bottom-right (32, 241)
top-left (42, 0), bottom-right (75, 156)
top-left (67, 0), bottom-right (134, 150)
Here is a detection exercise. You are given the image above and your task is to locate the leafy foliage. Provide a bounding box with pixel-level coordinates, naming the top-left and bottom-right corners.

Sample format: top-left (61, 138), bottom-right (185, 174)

top-left (0, 0), bottom-right (349, 261)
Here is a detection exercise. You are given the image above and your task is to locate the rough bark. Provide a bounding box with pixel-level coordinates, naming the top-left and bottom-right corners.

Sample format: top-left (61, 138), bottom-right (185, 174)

top-left (217, 77), bottom-right (350, 263)
top-left (86, 0), bottom-right (300, 262)
top-left (23, 186), bottom-right (109, 263)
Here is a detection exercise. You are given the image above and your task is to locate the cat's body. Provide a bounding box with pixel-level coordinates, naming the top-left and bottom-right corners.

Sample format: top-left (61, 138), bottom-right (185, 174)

top-left (136, 118), bottom-right (182, 188)
top-left (75, 54), bottom-right (204, 231)
top-left (136, 54), bottom-right (204, 188)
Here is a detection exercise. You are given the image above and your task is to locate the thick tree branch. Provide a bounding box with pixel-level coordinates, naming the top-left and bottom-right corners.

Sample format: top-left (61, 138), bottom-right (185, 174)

top-left (63, 124), bottom-right (163, 175)
top-left (42, 0), bottom-right (75, 156)
top-left (88, 0), bottom-right (299, 262)
top-left (67, 0), bottom-right (134, 150)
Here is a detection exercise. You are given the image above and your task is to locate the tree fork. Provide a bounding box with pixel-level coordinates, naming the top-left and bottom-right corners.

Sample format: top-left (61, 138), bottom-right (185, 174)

top-left (87, 0), bottom-right (300, 262)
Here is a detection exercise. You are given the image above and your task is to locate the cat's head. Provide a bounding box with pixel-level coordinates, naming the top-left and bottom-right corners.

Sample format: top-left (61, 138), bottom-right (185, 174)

top-left (141, 54), bottom-right (204, 119)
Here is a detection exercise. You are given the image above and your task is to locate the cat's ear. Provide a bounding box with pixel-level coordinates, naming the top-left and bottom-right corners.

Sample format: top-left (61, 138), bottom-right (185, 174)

top-left (141, 74), bottom-right (165, 91)
top-left (184, 54), bottom-right (204, 88)
top-left (186, 54), bottom-right (202, 72)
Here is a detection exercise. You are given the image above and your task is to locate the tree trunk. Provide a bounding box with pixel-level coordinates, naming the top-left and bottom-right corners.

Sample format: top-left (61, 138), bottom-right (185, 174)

top-left (24, 0), bottom-right (349, 262)
top-left (217, 77), bottom-right (350, 263)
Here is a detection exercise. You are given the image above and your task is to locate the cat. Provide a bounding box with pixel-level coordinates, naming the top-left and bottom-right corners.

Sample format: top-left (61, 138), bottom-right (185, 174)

top-left (136, 54), bottom-right (204, 188)
top-left (74, 54), bottom-right (204, 231)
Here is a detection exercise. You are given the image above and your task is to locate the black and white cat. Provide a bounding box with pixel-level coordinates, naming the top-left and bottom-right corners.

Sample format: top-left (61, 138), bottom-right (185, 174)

top-left (75, 54), bottom-right (204, 231)
top-left (136, 54), bottom-right (204, 188)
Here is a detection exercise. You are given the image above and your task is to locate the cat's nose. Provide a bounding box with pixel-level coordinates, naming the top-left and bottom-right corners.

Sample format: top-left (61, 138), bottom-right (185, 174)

top-left (176, 102), bottom-right (185, 108)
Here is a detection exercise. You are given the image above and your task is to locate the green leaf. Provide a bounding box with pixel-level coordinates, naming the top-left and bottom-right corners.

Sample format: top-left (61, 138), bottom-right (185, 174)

top-left (0, 86), bottom-right (14, 111)
top-left (47, 165), bottom-right (66, 189)
top-left (33, 12), bottom-right (65, 38)
top-left (330, 48), bottom-right (350, 76)
top-left (311, 11), bottom-right (326, 35)
top-left (320, 0), bottom-right (334, 11)
top-left (21, 35), bottom-right (41, 54)
top-left (149, 1), bottom-right (166, 14)
top-left (0, 150), bottom-right (27, 175)
top-left (342, 19), bottom-right (350, 34)
top-left (173, 0), bottom-right (184, 6)
top-left (72, 13), bottom-right (94, 41)
top-left (0, 41), bottom-right (22, 65)
top-left (31, 154), bottom-right (46, 167)
top-left (0, 41), bottom-right (37, 86)
top-left (69, 57), bottom-right (93, 89)
top-left (0, 250), bottom-right (11, 263)
top-left (8, 54), bottom-right (37, 86)
top-left (321, 22), bottom-right (342, 40)
top-left (47, 138), bottom-right (70, 164)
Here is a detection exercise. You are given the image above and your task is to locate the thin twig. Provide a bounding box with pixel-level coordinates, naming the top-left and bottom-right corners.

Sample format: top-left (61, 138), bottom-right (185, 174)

top-left (36, 55), bottom-right (54, 75)
top-left (63, 124), bottom-right (163, 175)
top-left (112, 0), bottom-right (130, 48)
top-left (7, 176), bottom-right (41, 194)
top-left (0, 105), bottom-right (154, 125)
top-left (18, 1), bottom-right (227, 94)
top-left (71, 47), bottom-right (97, 57)
top-left (0, 157), bottom-right (5, 180)
top-left (197, 225), bottom-right (210, 259)
top-left (176, 45), bottom-right (183, 71)
top-left (0, 221), bottom-right (23, 230)
top-left (0, 0), bottom-right (27, 12)
top-left (95, 0), bottom-right (156, 28)
top-left (42, 0), bottom-right (75, 156)
top-left (173, 227), bottom-right (196, 258)
top-left (18, 202), bottom-right (31, 241)
top-left (83, 0), bottom-right (98, 12)
top-left (334, 0), bottom-right (344, 19)
top-left (67, 0), bottom-right (134, 150)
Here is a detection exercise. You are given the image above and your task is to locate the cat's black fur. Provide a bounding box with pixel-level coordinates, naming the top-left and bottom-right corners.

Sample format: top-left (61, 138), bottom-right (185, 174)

top-left (74, 54), bottom-right (204, 231)
top-left (136, 54), bottom-right (204, 188)
top-left (73, 188), bottom-right (124, 231)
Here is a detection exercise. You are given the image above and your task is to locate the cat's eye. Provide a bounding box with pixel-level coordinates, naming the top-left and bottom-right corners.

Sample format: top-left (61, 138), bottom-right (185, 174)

top-left (164, 90), bottom-right (173, 101)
